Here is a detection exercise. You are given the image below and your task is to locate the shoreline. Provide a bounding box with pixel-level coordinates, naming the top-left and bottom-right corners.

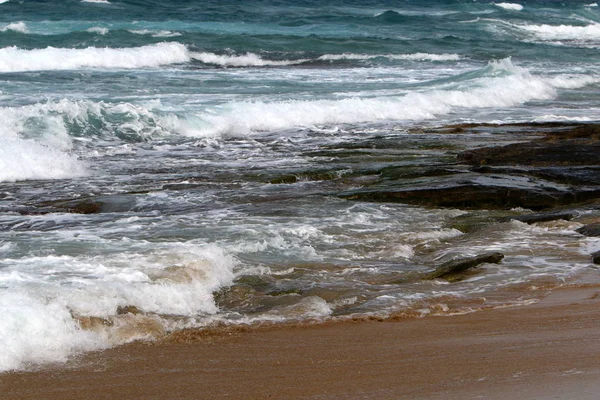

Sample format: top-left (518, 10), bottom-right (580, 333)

top-left (3, 284), bottom-right (600, 399)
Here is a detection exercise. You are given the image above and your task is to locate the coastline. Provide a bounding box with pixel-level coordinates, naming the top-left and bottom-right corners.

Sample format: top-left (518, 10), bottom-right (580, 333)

top-left (3, 284), bottom-right (600, 400)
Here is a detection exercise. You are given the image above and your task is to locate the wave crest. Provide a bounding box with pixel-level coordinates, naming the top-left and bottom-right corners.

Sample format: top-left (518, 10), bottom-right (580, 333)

top-left (0, 42), bottom-right (191, 73)
top-left (494, 3), bottom-right (523, 11)
top-left (1, 21), bottom-right (28, 33)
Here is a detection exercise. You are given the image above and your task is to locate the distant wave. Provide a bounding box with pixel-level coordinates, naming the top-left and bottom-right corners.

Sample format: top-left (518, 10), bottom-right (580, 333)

top-left (318, 53), bottom-right (461, 62)
top-left (191, 52), bottom-right (308, 67)
top-left (191, 52), bottom-right (460, 67)
top-left (81, 0), bottom-right (110, 3)
top-left (0, 42), bottom-right (191, 72)
top-left (518, 22), bottom-right (600, 41)
top-left (475, 18), bottom-right (600, 47)
top-left (128, 29), bottom-right (182, 38)
top-left (494, 3), bottom-right (523, 11)
top-left (87, 26), bottom-right (109, 35)
top-left (1, 21), bottom-right (28, 33)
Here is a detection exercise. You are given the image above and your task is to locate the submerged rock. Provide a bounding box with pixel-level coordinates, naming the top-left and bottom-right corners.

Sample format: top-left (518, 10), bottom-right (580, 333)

top-left (388, 252), bottom-right (505, 284)
top-left (340, 124), bottom-right (600, 211)
top-left (422, 252), bottom-right (505, 280)
top-left (593, 251), bottom-right (600, 265)
top-left (576, 224), bottom-right (600, 237)
top-left (116, 305), bottom-right (144, 315)
top-left (508, 210), bottom-right (579, 224)
top-left (341, 183), bottom-right (599, 210)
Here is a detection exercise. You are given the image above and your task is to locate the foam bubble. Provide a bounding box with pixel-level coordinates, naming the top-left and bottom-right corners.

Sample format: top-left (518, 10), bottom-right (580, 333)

top-left (0, 42), bottom-right (191, 72)
top-left (495, 3), bottom-right (523, 11)
top-left (1, 21), bottom-right (28, 33)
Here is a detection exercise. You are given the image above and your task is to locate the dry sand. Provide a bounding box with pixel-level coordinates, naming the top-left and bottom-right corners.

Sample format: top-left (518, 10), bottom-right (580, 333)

top-left (2, 286), bottom-right (600, 400)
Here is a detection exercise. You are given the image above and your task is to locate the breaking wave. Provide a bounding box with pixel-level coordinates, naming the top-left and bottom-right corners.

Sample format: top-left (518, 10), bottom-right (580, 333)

top-left (189, 58), bottom-right (597, 136)
top-left (0, 244), bottom-right (237, 371)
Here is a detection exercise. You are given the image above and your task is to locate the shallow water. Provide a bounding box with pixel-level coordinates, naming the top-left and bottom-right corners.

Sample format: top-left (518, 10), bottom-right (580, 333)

top-left (1, 0), bottom-right (599, 371)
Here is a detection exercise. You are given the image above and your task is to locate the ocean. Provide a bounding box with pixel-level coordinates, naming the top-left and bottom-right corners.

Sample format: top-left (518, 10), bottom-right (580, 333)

top-left (1, 0), bottom-right (599, 372)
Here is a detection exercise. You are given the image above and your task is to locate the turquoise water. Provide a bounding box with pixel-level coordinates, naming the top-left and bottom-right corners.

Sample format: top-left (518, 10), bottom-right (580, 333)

top-left (0, 0), bottom-right (599, 371)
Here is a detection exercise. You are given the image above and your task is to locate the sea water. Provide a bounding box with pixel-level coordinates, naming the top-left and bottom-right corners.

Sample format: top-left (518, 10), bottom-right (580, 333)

top-left (0, 0), bottom-right (599, 371)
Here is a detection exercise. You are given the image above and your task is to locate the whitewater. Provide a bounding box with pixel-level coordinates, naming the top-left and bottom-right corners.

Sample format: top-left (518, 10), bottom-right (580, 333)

top-left (0, 0), bottom-right (599, 372)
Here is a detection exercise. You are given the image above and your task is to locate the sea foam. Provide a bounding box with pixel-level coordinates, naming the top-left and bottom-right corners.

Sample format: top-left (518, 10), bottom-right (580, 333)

top-left (0, 42), bottom-right (191, 72)
top-left (0, 138), bottom-right (86, 182)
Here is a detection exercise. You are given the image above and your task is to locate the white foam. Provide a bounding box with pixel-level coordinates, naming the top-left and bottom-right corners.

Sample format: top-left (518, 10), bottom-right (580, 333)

top-left (0, 0), bottom-right (9, 4)
top-left (0, 42), bottom-right (191, 72)
top-left (495, 2), bottom-right (523, 11)
top-left (587, 2), bottom-right (598, 7)
top-left (0, 138), bottom-right (86, 182)
top-left (81, 0), bottom-right (110, 3)
top-left (87, 26), bottom-right (109, 35)
top-left (318, 53), bottom-right (461, 62)
top-left (191, 52), bottom-right (308, 67)
top-left (1, 21), bottom-right (28, 33)
top-left (0, 292), bottom-right (104, 371)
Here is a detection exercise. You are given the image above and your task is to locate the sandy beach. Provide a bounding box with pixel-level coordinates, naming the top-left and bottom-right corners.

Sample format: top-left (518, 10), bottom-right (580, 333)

top-left (2, 285), bottom-right (600, 400)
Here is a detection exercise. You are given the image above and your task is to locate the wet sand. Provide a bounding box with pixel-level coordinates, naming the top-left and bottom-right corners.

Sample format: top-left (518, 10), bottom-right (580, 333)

top-left (2, 286), bottom-right (600, 400)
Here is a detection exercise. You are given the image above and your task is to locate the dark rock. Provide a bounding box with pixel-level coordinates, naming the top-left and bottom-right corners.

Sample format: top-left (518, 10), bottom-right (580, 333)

top-left (341, 184), bottom-right (600, 210)
top-left (422, 252), bottom-right (505, 280)
top-left (592, 251), bottom-right (600, 264)
top-left (116, 305), bottom-right (143, 315)
top-left (576, 224), bottom-right (600, 237)
top-left (67, 200), bottom-right (103, 214)
top-left (508, 210), bottom-right (579, 224)
top-left (458, 124), bottom-right (600, 167)
top-left (378, 166), bottom-right (463, 181)
top-left (213, 285), bottom-right (262, 311)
